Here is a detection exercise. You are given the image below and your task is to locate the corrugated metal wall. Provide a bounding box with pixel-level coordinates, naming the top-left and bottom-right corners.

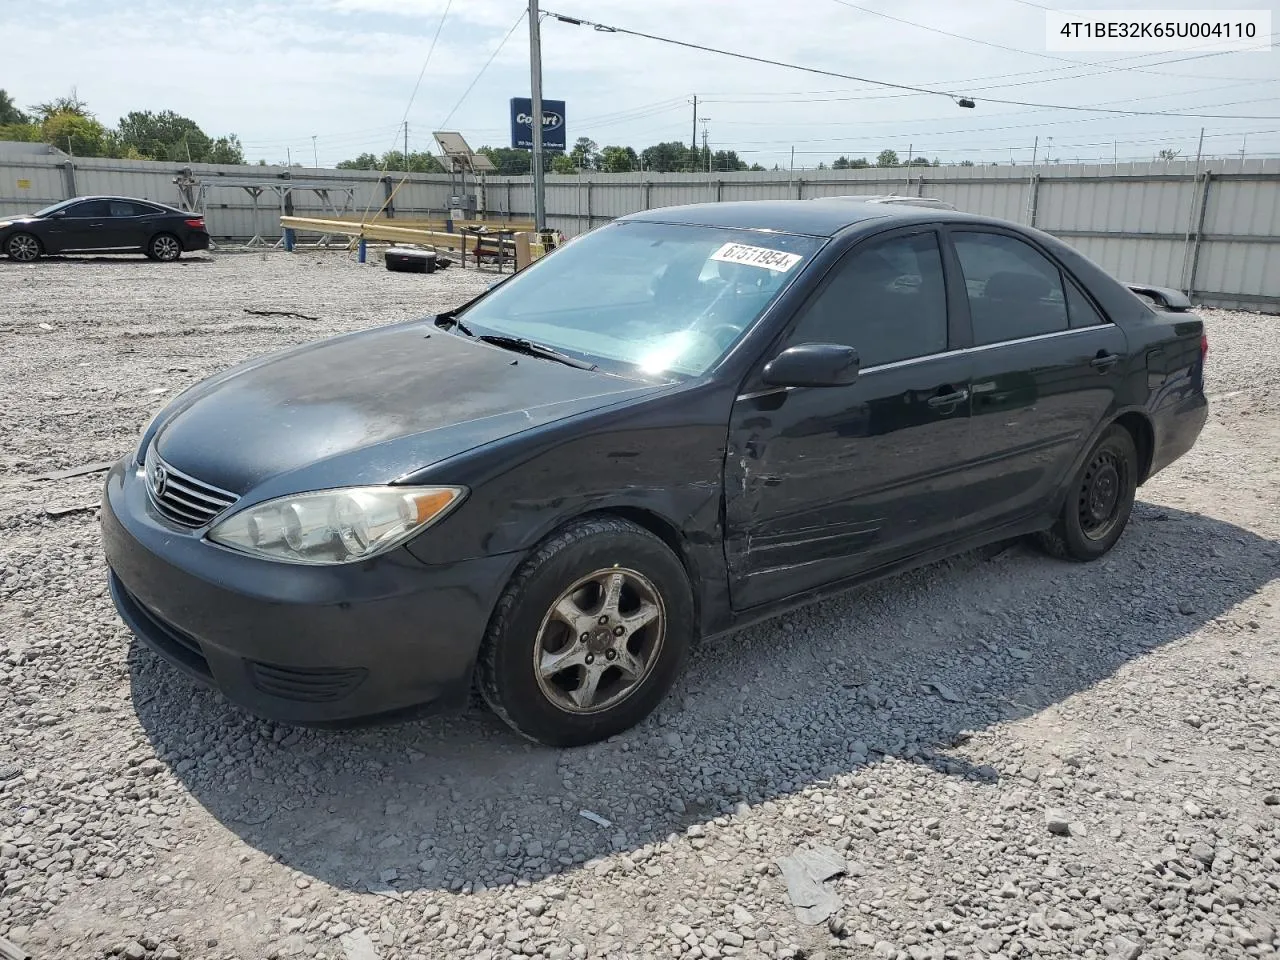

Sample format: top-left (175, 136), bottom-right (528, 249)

top-left (3, 149), bottom-right (1278, 311)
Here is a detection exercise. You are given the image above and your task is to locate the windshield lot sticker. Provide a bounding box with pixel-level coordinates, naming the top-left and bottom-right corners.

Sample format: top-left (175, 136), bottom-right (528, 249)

top-left (710, 242), bottom-right (803, 273)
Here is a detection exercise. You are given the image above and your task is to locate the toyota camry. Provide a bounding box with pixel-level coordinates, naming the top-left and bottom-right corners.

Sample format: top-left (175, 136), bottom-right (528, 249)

top-left (102, 199), bottom-right (1208, 746)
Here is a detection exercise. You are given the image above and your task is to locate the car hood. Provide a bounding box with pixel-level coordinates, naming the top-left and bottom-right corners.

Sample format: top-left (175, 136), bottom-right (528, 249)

top-left (154, 319), bottom-right (669, 496)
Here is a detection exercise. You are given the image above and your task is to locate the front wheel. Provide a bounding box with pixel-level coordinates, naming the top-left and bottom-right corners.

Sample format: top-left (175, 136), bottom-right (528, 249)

top-left (5, 232), bottom-right (41, 262)
top-left (477, 516), bottom-right (694, 747)
top-left (148, 233), bottom-right (182, 262)
top-left (1037, 424), bottom-right (1138, 561)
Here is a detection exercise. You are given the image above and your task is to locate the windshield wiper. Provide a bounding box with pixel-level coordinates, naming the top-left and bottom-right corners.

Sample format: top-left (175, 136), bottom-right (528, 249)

top-left (478, 335), bottom-right (598, 371)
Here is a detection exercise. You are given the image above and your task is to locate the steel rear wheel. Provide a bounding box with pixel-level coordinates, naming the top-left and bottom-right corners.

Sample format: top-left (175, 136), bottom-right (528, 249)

top-left (149, 233), bottom-right (182, 262)
top-left (1038, 424), bottom-right (1139, 561)
top-left (5, 233), bottom-right (41, 262)
top-left (478, 516), bottom-right (693, 747)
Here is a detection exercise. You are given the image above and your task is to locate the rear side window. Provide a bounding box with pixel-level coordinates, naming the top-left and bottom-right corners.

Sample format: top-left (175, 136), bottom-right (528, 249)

top-left (952, 232), bottom-right (1069, 345)
top-left (1065, 280), bottom-right (1106, 328)
top-left (788, 232), bottom-right (948, 368)
top-left (108, 200), bottom-right (151, 217)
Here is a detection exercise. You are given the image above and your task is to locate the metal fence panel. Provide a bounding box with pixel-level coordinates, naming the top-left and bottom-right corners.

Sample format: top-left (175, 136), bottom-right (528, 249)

top-left (4, 148), bottom-right (1280, 311)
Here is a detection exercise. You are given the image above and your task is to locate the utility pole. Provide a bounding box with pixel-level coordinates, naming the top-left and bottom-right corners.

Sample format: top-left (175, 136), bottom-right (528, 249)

top-left (529, 0), bottom-right (546, 231)
top-left (905, 142), bottom-right (913, 190)
top-left (287, 146), bottom-right (292, 168)
top-left (690, 95), bottom-right (697, 156)
top-left (312, 135), bottom-right (319, 169)
top-left (700, 118), bottom-right (711, 172)
top-left (404, 121), bottom-right (410, 175)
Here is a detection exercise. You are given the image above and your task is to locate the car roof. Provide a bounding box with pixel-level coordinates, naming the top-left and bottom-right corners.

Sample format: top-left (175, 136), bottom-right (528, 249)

top-left (619, 199), bottom-right (994, 238)
top-left (72, 195), bottom-right (176, 209)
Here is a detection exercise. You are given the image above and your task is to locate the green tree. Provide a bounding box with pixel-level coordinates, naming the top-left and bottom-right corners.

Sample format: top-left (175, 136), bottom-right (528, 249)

top-left (599, 145), bottom-right (638, 173)
top-left (477, 146), bottom-right (548, 176)
top-left (959, 159), bottom-right (975, 167)
top-left (875, 149), bottom-right (899, 167)
top-left (569, 136), bottom-right (599, 170)
top-left (1158, 148), bottom-right (1180, 161)
top-left (710, 149), bottom-right (748, 172)
top-left (848, 157), bottom-right (869, 169)
top-left (207, 134), bottom-right (245, 164)
top-left (550, 154), bottom-right (577, 174)
top-left (832, 156), bottom-right (851, 170)
top-left (748, 163), bottom-right (766, 171)
top-left (30, 89), bottom-right (91, 122)
top-left (640, 141), bottom-right (694, 173)
top-left (336, 152), bottom-right (380, 170)
top-left (909, 155), bottom-right (930, 167)
top-left (44, 112), bottom-right (108, 156)
top-left (0, 122), bottom-right (41, 142)
top-left (0, 89), bottom-right (29, 125)
top-left (337, 150), bottom-right (440, 173)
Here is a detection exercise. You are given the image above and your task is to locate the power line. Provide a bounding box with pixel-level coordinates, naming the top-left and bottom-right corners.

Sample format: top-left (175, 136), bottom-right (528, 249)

top-left (543, 11), bottom-right (1280, 120)
top-left (437, 9), bottom-right (526, 131)
top-left (402, 0), bottom-right (453, 125)
top-left (830, 0), bottom-right (1267, 82)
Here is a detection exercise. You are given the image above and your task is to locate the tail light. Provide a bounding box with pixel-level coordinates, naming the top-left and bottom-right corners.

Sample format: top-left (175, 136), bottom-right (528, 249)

top-left (1200, 332), bottom-right (1209, 358)
top-left (185, 217), bottom-right (205, 229)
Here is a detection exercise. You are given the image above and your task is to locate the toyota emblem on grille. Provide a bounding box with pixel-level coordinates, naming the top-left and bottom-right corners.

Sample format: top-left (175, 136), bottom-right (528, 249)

top-left (150, 463), bottom-right (168, 498)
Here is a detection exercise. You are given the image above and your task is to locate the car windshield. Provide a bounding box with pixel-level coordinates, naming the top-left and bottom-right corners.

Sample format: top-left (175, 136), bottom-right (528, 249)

top-left (32, 199), bottom-right (78, 217)
top-left (455, 221), bottom-right (824, 379)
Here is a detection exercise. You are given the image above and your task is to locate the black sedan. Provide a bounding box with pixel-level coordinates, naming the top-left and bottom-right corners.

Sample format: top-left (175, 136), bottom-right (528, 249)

top-left (1, 196), bottom-right (209, 262)
top-left (102, 199), bottom-right (1208, 746)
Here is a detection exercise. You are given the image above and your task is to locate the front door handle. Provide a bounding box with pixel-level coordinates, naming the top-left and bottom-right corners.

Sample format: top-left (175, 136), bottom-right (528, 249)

top-left (1091, 351), bottom-right (1120, 371)
top-left (927, 387), bottom-right (970, 408)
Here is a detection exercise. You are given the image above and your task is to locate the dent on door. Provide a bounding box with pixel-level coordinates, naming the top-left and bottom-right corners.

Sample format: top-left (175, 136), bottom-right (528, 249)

top-left (723, 355), bottom-right (975, 610)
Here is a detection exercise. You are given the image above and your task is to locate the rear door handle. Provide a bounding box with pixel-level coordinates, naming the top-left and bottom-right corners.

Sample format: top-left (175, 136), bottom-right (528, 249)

top-left (927, 388), bottom-right (970, 408)
top-left (1091, 352), bottom-right (1120, 370)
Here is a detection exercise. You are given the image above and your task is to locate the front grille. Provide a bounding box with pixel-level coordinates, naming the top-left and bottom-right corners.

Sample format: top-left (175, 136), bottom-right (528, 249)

top-left (144, 446), bottom-right (238, 528)
top-left (248, 662), bottom-right (368, 703)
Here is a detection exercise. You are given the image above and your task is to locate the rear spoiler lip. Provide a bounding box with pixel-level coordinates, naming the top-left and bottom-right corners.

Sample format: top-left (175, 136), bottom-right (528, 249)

top-left (1123, 282), bottom-right (1193, 312)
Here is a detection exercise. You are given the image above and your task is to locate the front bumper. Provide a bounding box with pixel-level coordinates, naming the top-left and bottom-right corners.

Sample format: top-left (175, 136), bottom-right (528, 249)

top-left (101, 456), bottom-right (520, 724)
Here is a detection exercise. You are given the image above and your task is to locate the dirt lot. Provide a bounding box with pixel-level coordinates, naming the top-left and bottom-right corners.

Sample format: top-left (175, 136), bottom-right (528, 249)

top-left (0, 251), bottom-right (1278, 960)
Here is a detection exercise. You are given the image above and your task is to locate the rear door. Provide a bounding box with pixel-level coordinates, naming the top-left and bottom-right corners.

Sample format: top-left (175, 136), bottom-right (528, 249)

top-left (724, 226), bottom-right (978, 609)
top-left (946, 227), bottom-right (1129, 527)
top-left (107, 199), bottom-right (157, 249)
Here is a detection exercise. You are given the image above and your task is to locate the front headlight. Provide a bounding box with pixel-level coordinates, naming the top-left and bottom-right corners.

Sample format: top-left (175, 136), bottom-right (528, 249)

top-left (207, 486), bottom-right (465, 564)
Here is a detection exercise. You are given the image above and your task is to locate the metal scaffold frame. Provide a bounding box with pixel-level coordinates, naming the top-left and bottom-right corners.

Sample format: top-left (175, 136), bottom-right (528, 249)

top-left (172, 171), bottom-right (360, 248)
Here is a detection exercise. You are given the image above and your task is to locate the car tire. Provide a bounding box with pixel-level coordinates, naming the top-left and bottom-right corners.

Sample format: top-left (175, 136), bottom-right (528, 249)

top-left (477, 515), bottom-right (694, 747)
top-left (1037, 424), bottom-right (1138, 562)
top-left (148, 233), bottom-right (183, 262)
top-left (5, 232), bottom-right (42, 263)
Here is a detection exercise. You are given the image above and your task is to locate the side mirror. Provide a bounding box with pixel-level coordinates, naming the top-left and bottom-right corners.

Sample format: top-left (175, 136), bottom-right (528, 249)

top-left (761, 343), bottom-right (860, 388)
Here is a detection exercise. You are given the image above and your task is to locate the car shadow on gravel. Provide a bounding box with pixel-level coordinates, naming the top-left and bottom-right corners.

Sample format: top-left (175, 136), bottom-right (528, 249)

top-left (129, 502), bottom-right (1279, 895)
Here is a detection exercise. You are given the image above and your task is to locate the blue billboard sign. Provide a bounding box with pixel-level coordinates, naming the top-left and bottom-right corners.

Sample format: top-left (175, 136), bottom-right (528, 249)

top-left (510, 98), bottom-right (566, 151)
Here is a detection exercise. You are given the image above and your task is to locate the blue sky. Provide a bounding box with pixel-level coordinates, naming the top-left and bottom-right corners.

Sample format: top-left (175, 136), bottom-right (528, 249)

top-left (4, 0), bottom-right (1278, 169)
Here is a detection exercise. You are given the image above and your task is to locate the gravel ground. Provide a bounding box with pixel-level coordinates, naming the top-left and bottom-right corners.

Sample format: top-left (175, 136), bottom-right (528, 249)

top-left (0, 251), bottom-right (1278, 960)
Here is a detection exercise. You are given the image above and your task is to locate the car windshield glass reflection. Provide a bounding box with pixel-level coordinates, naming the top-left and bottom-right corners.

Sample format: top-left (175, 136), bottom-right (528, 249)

top-left (456, 221), bottom-right (823, 379)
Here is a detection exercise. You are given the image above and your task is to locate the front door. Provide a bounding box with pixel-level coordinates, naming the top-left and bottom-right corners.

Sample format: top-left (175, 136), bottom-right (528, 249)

top-left (724, 227), bottom-right (976, 611)
top-left (944, 228), bottom-right (1131, 527)
top-left (45, 198), bottom-right (119, 252)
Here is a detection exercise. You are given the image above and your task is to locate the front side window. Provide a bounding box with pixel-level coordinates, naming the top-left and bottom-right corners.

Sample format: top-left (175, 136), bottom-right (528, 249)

top-left (952, 231), bottom-right (1069, 345)
top-left (66, 199), bottom-right (110, 218)
top-left (456, 221), bottom-right (823, 379)
top-left (785, 231), bottom-right (949, 368)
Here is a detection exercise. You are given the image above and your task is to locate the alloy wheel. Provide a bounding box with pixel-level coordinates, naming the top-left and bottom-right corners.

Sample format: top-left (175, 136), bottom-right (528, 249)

top-left (533, 567), bottom-right (665, 714)
top-left (152, 235), bottom-right (180, 261)
top-left (8, 235), bottom-right (39, 262)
